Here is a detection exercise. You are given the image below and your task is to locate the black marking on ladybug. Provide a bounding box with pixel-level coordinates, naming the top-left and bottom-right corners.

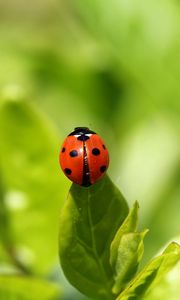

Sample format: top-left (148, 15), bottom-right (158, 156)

top-left (100, 165), bottom-right (106, 173)
top-left (92, 148), bottom-right (100, 156)
top-left (82, 143), bottom-right (91, 187)
top-left (70, 150), bottom-right (78, 157)
top-left (64, 168), bottom-right (72, 175)
top-left (77, 135), bottom-right (90, 141)
top-left (69, 127), bottom-right (96, 143)
top-left (68, 127), bottom-right (96, 136)
top-left (102, 144), bottom-right (106, 150)
top-left (61, 147), bottom-right (66, 153)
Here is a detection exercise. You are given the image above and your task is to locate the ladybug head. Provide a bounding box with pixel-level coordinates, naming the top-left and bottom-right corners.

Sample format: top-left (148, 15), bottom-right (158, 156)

top-left (69, 127), bottom-right (96, 136)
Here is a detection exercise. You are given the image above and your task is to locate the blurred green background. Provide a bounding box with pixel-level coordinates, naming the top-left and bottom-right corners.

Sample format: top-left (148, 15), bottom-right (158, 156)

top-left (0, 0), bottom-right (180, 299)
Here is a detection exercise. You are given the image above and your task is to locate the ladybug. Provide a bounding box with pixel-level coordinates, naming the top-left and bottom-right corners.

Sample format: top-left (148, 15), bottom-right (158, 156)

top-left (59, 127), bottom-right (109, 187)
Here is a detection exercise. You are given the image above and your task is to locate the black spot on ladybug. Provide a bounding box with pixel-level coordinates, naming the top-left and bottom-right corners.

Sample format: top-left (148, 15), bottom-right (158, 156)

top-left (77, 135), bottom-right (90, 141)
top-left (92, 148), bottom-right (100, 155)
top-left (70, 150), bottom-right (78, 157)
top-left (64, 168), bottom-right (72, 175)
top-left (102, 144), bottom-right (106, 149)
top-left (61, 147), bottom-right (66, 153)
top-left (100, 165), bottom-right (106, 173)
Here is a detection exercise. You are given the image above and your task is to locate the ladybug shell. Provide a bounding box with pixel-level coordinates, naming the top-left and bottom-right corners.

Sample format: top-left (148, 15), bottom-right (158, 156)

top-left (59, 128), bottom-right (109, 187)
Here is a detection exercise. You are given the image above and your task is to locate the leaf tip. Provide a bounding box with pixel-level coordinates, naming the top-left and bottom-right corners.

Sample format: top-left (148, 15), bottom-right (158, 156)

top-left (134, 200), bottom-right (140, 209)
top-left (142, 228), bottom-right (149, 237)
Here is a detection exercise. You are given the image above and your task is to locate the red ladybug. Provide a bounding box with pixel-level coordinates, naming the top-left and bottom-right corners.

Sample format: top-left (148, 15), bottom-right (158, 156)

top-left (59, 127), bottom-right (109, 187)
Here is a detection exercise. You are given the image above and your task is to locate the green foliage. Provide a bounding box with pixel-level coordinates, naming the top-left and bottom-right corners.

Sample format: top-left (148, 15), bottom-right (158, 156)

top-left (59, 177), bottom-right (180, 300)
top-left (0, 96), bottom-right (68, 274)
top-left (112, 230), bottom-right (147, 294)
top-left (0, 0), bottom-right (180, 299)
top-left (110, 202), bottom-right (147, 294)
top-left (0, 275), bottom-right (60, 300)
top-left (145, 254), bottom-right (180, 300)
top-left (59, 175), bottom-right (129, 299)
top-left (117, 242), bottom-right (180, 300)
top-left (110, 202), bottom-right (139, 269)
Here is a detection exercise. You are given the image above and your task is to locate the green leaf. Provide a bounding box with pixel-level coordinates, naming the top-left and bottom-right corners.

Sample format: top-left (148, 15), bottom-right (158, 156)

top-left (110, 201), bottom-right (139, 269)
top-left (59, 175), bottom-right (129, 300)
top-left (144, 261), bottom-right (180, 300)
top-left (116, 242), bottom-right (180, 300)
top-left (110, 202), bottom-right (147, 295)
top-left (0, 97), bottom-right (68, 274)
top-left (112, 230), bottom-right (148, 295)
top-left (0, 275), bottom-right (60, 300)
top-left (144, 236), bottom-right (180, 300)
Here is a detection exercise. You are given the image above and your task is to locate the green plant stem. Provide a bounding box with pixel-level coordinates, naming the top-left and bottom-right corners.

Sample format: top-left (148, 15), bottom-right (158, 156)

top-left (0, 174), bottom-right (31, 275)
top-left (4, 243), bottom-right (32, 275)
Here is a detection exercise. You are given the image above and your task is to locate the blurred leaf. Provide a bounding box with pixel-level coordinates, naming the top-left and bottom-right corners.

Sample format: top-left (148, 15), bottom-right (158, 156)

top-left (0, 97), bottom-right (68, 274)
top-left (145, 261), bottom-right (180, 300)
top-left (0, 275), bottom-right (60, 300)
top-left (116, 242), bottom-right (180, 300)
top-left (112, 230), bottom-right (148, 295)
top-left (144, 236), bottom-right (180, 300)
top-left (59, 175), bottom-right (129, 300)
top-left (0, 173), bottom-right (11, 247)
